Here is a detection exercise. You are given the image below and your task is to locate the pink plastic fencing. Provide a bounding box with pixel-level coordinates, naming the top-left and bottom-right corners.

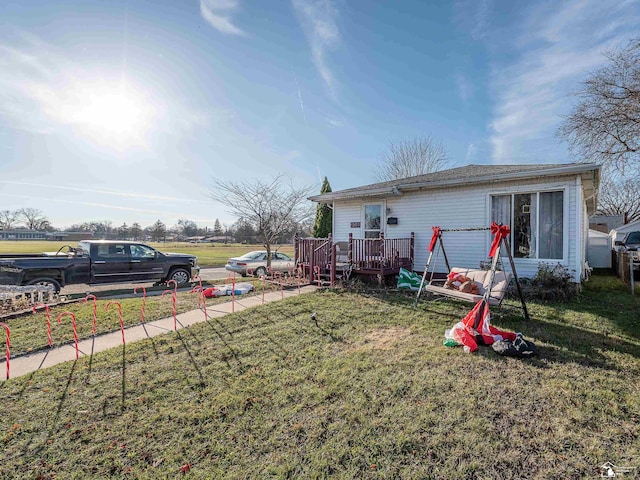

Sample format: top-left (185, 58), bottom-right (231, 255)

top-left (162, 290), bottom-right (178, 330)
top-left (105, 302), bottom-right (125, 345)
top-left (0, 322), bottom-right (10, 380)
top-left (133, 286), bottom-right (147, 323)
top-left (84, 294), bottom-right (98, 335)
top-left (32, 304), bottom-right (52, 347)
top-left (57, 312), bottom-right (79, 359)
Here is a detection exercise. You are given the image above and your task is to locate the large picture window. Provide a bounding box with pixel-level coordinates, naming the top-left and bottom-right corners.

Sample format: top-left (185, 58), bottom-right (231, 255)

top-left (491, 191), bottom-right (564, 260)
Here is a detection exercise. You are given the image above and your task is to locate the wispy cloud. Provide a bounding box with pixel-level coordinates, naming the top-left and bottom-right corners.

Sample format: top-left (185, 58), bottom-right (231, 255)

top-left (454, 0), bottom-right (492, 41)
top-left (291, 0), bottom-right (341, 99)
top-left (488, 0), bottom-right (640, 164)
top-left (200, 0), bottom-right (246, 36)
top-left (0, 180), bottom-right (209, 203)
top-left (0, 192), bottom-right (218, 225)
top-left (465, 143), bottom-right (477, 162)
top-left (455, 71), bottom-right (474, 101)
top-left (291, 66), bottom-right (308, 126)
top-left (0, 34), bottom-right (208, 148)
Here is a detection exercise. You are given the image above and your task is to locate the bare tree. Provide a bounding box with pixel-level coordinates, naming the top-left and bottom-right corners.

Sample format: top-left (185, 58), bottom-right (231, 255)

top-left (558, 37), bottom-right (640, 173)
top-left (0, 210), bottom-right (18, 230)
top-left (374, 135), bottom-right (451, 182)
top-left (18, 208), bottom-right (49, 230)
top-left (597, 169), bottom-right (640, 223)
top-left (208, 175), bottom-right (313, 267)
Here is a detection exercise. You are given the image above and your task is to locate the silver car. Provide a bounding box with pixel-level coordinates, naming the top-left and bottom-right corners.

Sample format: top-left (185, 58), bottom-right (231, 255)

top-left (225, 251), bottom-right (295, 276)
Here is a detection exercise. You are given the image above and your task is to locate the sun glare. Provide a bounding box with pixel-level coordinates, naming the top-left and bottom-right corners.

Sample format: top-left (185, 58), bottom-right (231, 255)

top-left (71, 83), bottom-right (153, 149)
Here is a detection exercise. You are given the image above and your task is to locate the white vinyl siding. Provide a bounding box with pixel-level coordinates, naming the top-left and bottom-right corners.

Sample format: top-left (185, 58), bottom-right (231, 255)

top-left (330, 174), bottom-right (583, 281)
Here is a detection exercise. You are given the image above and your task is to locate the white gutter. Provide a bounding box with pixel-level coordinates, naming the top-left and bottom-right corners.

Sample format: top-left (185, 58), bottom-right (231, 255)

top-left (310, 163), bottom-right (601, 202)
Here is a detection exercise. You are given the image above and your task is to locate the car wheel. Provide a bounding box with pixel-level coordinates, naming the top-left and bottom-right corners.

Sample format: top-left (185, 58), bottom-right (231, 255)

top-left (254, 267), bottom-right (267, 277)
top-left (169, 268), bottom-right (191, 286)
top-left (26, 277), bottom-right (61, 293)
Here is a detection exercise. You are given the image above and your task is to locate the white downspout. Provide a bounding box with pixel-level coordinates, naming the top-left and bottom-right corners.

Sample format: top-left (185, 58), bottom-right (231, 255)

top-left (575, 176), bottom-right (583, 283)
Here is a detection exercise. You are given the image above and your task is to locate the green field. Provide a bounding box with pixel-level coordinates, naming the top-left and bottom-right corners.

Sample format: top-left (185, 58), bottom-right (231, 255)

top-left (0, 241), bottom-right (294, 267)
top-left (1, 273), bottom-right (638, 478)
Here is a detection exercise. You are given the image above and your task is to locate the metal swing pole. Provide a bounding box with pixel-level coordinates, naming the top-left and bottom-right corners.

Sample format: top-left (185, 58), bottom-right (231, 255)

top-left (501, 236), bottom-right (530, 321)
top-left (414, 243), bottom-right (437, 307)
top-left (414, 227), bottom-right (446, 307)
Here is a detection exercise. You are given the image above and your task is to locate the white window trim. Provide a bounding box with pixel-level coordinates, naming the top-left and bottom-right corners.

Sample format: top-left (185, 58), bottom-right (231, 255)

top-left (486, 188), bottom-right (568, 263)
top-left (361, 201), bottom-right (385, 238)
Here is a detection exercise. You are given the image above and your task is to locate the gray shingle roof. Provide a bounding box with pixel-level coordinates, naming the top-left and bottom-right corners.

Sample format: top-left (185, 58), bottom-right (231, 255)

top-left (310, 163), bottom-right (600, 202)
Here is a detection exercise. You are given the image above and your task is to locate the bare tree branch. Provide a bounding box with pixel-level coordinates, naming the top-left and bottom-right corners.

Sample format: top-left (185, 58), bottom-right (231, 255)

top-left (0, 210), bottom-right (18, 230)
top-left (597, 167), bottom-right (640, 223)
top-left (208, 175), bottom-right (314, 265)
top-left (374, 135), bottom-right (451, 182)
top-left (18, 208), bottom-right (49, 231)
top-left (558, 37), bottom-right (640, 173)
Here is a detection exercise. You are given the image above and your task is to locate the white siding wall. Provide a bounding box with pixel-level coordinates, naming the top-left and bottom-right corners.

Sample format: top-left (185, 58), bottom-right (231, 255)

top-left (331, 175), bottom-right (584, 281)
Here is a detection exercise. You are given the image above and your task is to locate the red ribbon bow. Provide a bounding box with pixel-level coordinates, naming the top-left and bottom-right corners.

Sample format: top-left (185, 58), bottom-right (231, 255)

top-left (429, 226), bottom-right (441, 252)
top-left (489, 222), bottom-right (510, 258)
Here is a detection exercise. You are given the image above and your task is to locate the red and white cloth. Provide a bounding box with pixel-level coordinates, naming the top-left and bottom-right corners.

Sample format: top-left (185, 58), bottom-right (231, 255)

top-left (444, 300), bottom-right (517, 353)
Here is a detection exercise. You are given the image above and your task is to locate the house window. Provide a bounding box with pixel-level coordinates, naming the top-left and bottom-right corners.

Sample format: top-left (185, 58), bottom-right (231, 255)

top-left (364, 204), bottom-right (382, 238)
top-left (491, 191), bottom-right (564, 260)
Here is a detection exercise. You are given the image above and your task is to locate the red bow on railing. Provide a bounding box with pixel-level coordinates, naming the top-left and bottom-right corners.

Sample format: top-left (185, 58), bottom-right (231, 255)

top-left (429, 226), bottom-right (441, 252)
top-left (489, 222), bottom-right (510, 258)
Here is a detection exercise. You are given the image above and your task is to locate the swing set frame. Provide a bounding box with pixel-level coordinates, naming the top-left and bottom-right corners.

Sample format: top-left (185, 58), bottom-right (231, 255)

top-left (414, 224), bottom-right (530, 321)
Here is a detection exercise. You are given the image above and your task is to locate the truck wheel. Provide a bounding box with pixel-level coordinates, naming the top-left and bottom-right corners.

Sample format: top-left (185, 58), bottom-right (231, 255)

top-left (168, 268), bottom-right (191, 286)
top-left (26, 277), bottom-right (61, 293)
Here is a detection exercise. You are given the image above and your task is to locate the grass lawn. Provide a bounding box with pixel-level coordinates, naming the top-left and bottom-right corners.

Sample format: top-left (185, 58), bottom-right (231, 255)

top-left (1, 273), bottom-right (639, 478)
top-left (0, 241), bottom-right (294, 267)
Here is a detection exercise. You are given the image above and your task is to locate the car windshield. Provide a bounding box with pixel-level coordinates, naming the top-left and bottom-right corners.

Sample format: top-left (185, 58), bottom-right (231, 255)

top-left (238, 251), bottom-right (265, 260)
top-left (627, 232), bottom-right (640, 243)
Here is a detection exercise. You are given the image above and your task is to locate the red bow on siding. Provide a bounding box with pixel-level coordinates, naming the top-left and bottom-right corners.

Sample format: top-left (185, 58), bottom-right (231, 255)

top-left (489, 222), bottom-right (510, 258)
top-left (429, 226), bottom-right (441, 252)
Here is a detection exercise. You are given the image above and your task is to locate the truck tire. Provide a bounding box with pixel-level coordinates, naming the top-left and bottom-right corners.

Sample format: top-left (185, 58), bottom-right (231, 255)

top-left (26, 277), bottom-right (61, 293)
top-left (168, 268), bottom-right (191, 286)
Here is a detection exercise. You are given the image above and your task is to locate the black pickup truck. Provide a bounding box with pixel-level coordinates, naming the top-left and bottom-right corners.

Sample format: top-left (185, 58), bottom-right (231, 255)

top-left (614, 231), bottom-right (640, 274)
top-left (0, 240), bottom-right (199, 292)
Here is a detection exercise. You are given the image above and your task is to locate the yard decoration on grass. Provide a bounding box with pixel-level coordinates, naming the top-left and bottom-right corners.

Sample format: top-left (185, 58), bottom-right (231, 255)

top-left (167, 279), bottom-right (178, 294)
top-left (133, 286), bottom-right (146, 323)
top-left (57, 312), bottom-right (79, 359)
top-left (1, 322), bottom-right (10, 380)
top-left (162, 290), bottom-right (178, 331)
top-left (32, 303), bottom-right (52, 347)
top-left (105, 302), bottom-right (125, 345)
top-left (444, 222), bottom-right (532, 354)
top-left (84, 294), bottom-right (98, 334)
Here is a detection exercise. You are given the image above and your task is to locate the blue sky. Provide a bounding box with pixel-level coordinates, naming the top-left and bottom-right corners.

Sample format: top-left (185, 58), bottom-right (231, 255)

top-left (0, 0), bottom-right (638, 230)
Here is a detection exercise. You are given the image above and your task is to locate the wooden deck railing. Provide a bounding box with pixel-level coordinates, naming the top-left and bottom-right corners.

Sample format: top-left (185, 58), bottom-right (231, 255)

top-left (294, 232), bottom-right (414, 285)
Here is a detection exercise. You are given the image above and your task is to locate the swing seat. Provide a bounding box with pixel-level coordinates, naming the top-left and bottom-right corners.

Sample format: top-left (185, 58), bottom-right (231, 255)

top-left (424, 267), bottom-right (512, 306)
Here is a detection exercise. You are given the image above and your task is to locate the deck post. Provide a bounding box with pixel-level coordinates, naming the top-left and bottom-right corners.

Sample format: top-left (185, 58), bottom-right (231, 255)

top-left (293, 233), bottom-right (299, 265)
top-left (348, 233), bottom-right (353, 264)
top-left (379, 232), bottom-right (385, 285)
top-left (331, 242), bottom-right (336, 286)
top-left (309, 242), bottom-right (315, 285)
top-left (410, 232), bottom-right (415, 268)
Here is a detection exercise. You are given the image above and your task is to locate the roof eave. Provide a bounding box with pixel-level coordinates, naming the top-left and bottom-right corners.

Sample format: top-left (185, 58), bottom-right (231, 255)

top-left (310, 163), bottom-right (601, 203)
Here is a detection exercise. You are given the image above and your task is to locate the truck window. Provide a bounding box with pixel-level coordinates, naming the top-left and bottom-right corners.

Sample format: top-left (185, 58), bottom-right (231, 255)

top-left (96, 244), bottom-right (128, 259)
top-left (130, 244), bottom-right (156, 259)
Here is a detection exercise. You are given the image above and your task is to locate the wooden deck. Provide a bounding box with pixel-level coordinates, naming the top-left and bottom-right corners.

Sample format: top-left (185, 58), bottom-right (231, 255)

top-left (294, 233), bottom-right (414, 285)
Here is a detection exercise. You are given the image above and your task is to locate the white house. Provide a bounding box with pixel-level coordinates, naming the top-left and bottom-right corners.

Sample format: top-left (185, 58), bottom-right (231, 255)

top-left (610, 219), bottom-right (640, 243)
top-left (310, 163), bottom-right (601, 284)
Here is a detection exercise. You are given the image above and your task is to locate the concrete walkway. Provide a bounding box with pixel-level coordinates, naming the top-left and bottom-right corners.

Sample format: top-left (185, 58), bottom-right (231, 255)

top-left (3, 285), bottom-right (318, 380)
